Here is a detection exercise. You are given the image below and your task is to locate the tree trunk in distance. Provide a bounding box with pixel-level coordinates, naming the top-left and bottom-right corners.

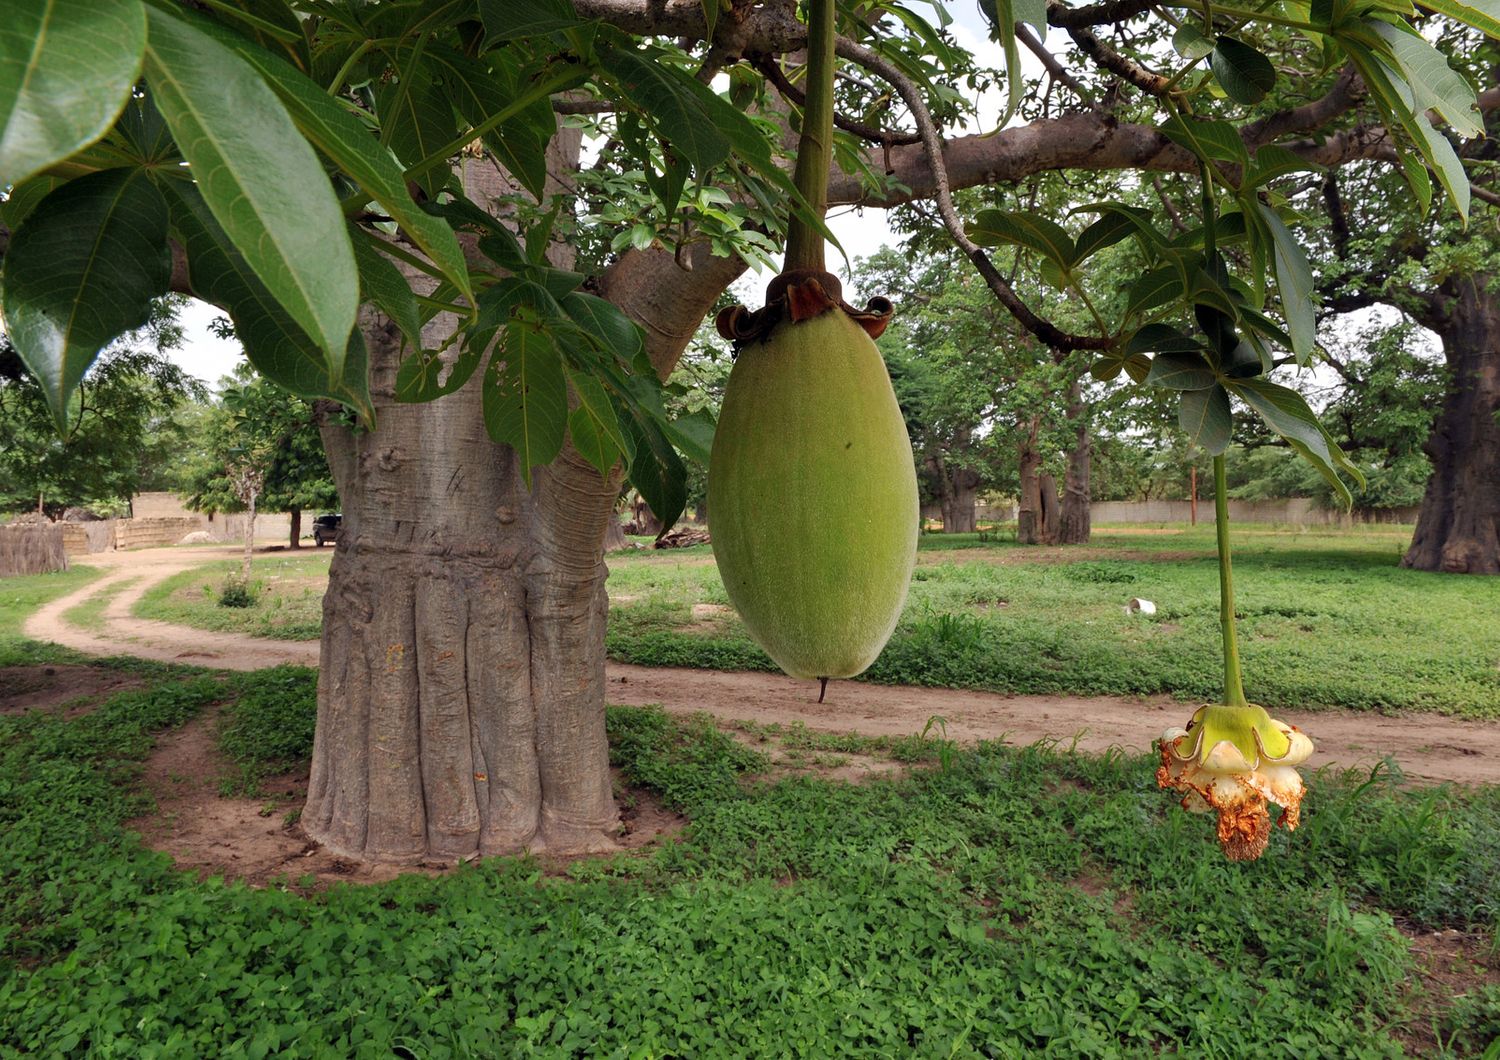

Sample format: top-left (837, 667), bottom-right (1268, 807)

top-left (1037, 473), bottom-right (1061, 544)
top-left (1017, 429), bottom-right (1047, 545)
top-left (242, 487), bottom-right (256, 584)
top-left (1055, 382), bottom-right (1091, 545)
top-left (603, 516), bottom-right (627, 552)
top-left (303, 151), bottom-right (747, 863)
top-left (943, 466), bottom-right (980, 533)
top-left (632, 495), bottom-right (664, 536)
top-left (1404, 275), bottom-right (1500, 574)
top-left (289, 507), bottom-right (302, 550)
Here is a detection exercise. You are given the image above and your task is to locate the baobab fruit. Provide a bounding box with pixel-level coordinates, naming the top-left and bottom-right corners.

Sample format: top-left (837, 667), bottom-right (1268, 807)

top-left (710, 292), bottom-right (918, 682)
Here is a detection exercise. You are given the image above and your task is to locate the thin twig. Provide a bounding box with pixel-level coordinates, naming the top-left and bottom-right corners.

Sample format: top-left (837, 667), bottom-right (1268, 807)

top-left (835, 35), bottom-right (1111, 352)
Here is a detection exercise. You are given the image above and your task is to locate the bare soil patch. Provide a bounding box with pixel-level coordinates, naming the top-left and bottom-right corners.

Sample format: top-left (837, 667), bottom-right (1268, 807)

top-left (1396, 924), bottom-right (1500, 1055)
top-left (124, 708), bottom-right (686, 889)
top-left (0, 664), bottom-right (145, 718)
top-left (606, 664), bottom-right (1500, 787)
top-left (19, 543), bottom-right (1500, 791)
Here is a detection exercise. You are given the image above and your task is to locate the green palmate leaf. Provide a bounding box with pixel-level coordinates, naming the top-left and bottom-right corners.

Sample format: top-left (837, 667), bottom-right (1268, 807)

top-left (1146, 351), bottom-right (1219, 390)
top-left (1072, 212), bottom-right (1138, 263)
top-left (483, 322), bottom-right (568, 486)
top-left (621, 409), bottom-right (688, 531)
top-left (143, 5), bottom-right (357, 373)
top-left (1396, 145), bottom-right (1435, 214)
top-left (160, 179), bottom-right (372, 423)
top-left (192, 17), bottom-right (470, 302)
top-left (967, 209), bottom-right (1075, 268)
top-left (1160, 115), bottom-right (1248, 166)
top-left (1254, 203), bottom-right (1316, 363)
top-left (428, 46), bottom-right (552, 201)
top-left (1244, 145), bottom-right (1320, 189)
top-left (1124, 267), bottom-right (1182, 320)
top-left (1179, 384), bottom-right (1233, 454)
top-left (562, 292), bottom-right (647, 365)
top-left (351, 229), bottom-right (423, 349)
top-left (662, 408), bottom-right (716, 466)
top-left (1421, 0), bottom-right (1500, 37)
top-left (1344, 38), bottom-right (1468, 222)
top-left (1373, 22), bottom-right (1482, 137)
top-left (0, 0), bottom-right (144, 187)
top-left (477, 0), bottom-right (587, 41)
top-left (567, 368), bottom-right (631, 456)
top-left (979, 0), bottom-right (1025, 129)
top-left (0, 174), bottom-right (63, 229)
top-left (1209, 36), bottom-right (1277, 105)
top-left (1227, 377), bottom-right (1330, 456)
top-left (597, 42), bottom-right (731, 172)
top-left (568, 403), bottom-right (621, 478)
top-left (1073, 202), bottom-right (1162, 246)
top-left (378, 57), bottom-right (457, 198)
top-left (1408, 106), bottom-right (1471, 222)
top-left (699, 0), bottom-right (721, 42)
top-left (396, 343), bottom-right (484, 403)
top-left (0, 168), bottom-right (171, 429)
top-left (1126, 323), bottom-right (1203, 356)
top-left (1173, 24), bottom-right (1216, 60)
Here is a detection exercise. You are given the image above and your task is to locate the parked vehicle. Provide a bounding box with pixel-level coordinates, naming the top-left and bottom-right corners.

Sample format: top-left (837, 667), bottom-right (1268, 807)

top-left (313, 514), bottom-right (342, 546)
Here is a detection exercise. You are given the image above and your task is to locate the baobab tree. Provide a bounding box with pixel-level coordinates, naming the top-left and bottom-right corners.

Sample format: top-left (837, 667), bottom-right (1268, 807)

top-left (1, 0), bottom-right (1492, 861)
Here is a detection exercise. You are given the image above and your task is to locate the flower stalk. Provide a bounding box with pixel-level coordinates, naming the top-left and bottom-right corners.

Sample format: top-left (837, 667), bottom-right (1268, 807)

top-left (1156, 171), bottom-right (1315, 861)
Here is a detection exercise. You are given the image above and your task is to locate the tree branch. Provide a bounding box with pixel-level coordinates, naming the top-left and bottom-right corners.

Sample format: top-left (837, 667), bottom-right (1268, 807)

top-left (835, 35), bottom-right (1110, 352)
top-left (750, 53), bottom-right (922, 146)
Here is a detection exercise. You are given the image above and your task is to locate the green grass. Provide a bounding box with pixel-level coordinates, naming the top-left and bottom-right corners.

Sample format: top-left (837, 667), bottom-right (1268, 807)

top-left (61, 576), bottom-right (138, 632)
top-left (121, 525), bottom-right (1500, 718)
top-left (1, 664), bottom-right (1497, 1056)
top-left (606, 525), bottom-right (1500, 719)
top-left (0, 566), bottom-right (105, 667)
top-left (133, 552), bottom-right (331, 641)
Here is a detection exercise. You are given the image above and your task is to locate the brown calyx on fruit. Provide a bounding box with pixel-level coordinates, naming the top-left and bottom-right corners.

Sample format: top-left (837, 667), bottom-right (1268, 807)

top-left (716, 272), bottom-right (894, 350)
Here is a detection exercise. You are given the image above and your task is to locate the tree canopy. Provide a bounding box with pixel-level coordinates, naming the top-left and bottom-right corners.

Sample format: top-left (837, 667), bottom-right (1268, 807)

top-left (2, 0), bottom-right (1494, 527)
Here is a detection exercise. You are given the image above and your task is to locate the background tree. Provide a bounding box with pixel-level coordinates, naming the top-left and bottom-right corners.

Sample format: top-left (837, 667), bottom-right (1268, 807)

top-left (183, 366), bottom-right (339, 548)
top-left (0, 304), bottom-right (202, 517)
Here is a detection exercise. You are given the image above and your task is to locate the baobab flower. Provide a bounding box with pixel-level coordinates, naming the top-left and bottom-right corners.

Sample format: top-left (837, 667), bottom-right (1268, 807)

top-left (1158, 705), bottom-right (1315, 861)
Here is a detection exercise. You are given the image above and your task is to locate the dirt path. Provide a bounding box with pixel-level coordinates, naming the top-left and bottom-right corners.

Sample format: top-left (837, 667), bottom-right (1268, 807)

top-left (21, 544), bottom-right (1500, 785)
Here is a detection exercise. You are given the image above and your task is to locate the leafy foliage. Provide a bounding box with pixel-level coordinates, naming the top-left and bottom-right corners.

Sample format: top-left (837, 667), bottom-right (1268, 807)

top-left (0, 663), bottom-right (1496, 1053)
top-left (0, 309), bottom-right (204, 515)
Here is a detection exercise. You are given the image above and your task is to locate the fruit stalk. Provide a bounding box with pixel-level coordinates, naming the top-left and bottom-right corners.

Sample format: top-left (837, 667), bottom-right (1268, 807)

top-left (782, 0), bottom-right (836, 274)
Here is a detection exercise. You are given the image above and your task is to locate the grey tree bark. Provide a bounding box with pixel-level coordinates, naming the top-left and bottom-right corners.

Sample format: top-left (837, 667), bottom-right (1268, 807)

top-left (302, 148), bottom-right (744, 862)
top-left (1055, 381), bottom-right (1091, 546)
top-left (926, 453), bottom-right (979, 533)
top-left (1403, 275), bottom-right (1500, 575)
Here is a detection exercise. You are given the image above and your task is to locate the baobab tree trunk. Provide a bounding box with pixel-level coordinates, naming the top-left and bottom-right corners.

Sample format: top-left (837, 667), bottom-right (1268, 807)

top-left (1017, 421), bottom-right (1059, 545)
top-left (1055, 382), bottom-right (1091, 545)
top-left (1404, 276), bottom-right (1500, 575)
top-left (926, 453), bottom-right (980, 533)
top-left (302, 169), bottom-right (745, 861)
top-left (306, 313), bottom-right (622, 860)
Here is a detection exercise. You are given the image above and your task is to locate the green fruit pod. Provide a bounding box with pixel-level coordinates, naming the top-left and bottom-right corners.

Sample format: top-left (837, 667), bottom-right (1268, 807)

top-left (709, 307), bottom-right (918, 680)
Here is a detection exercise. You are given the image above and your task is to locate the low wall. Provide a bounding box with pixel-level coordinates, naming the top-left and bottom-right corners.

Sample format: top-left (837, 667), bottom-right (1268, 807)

top-left (0, 524), bottom-right (68, 577)
top-left (59, 521), bottom-right (116, 556)
top-left (113, 517), bottom-right (206, 550)
top-left (1090, 499), bottom-right (1419, 525)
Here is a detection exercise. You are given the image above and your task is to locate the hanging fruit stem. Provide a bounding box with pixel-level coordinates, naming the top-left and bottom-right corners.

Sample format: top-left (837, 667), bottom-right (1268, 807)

top-left (782, 0), bottom-right (836, 274)
top-left (1213, 454), bottom-right (1248, 708)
